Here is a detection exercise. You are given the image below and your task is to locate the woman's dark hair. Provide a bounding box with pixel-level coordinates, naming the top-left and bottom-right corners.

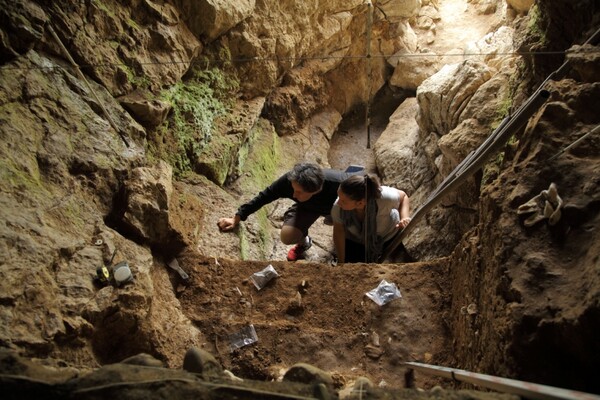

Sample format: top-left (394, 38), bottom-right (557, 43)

top-left (288, 163), bottom-right (325, 193)
top-left (339, 173), bottom-right (382, 201)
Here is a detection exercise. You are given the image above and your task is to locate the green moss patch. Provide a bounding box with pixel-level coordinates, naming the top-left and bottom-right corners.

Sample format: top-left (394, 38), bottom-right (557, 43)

top-left (149, 59), bottom-right (239, 178)
top-left (236, 119), bottom-right (281, 259)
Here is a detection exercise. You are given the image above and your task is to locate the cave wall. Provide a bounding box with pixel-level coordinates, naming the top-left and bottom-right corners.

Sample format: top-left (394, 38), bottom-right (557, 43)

top-left (0, 0), bottom-right (420, 367)
top-left (448, 0), bottom-right (600, 392)
top-left (1, 1), bottom-right (599, 392)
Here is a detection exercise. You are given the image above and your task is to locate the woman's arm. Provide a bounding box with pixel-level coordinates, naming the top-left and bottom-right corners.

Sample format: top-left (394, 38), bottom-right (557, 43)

top-left (397, 189), bottom-right (411, 228)
top-left (333, 222), bottom-right (346, 263)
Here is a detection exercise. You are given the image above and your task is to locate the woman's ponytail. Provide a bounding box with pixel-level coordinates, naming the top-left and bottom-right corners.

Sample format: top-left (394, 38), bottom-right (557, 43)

top-left (364, 173), bottom-right (382, 200)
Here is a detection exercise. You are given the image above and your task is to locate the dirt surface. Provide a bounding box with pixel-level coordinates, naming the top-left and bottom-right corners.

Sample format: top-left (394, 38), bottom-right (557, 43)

top-left (175, 252), bottom-right (452, 390)
top-left (430, 0), bottom-right (502, 53)
top-left (328, 87), bottom-right (408, 174)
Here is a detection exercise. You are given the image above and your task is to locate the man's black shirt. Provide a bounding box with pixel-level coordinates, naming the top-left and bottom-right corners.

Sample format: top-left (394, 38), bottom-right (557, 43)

top-left (236, 169), bottom-right (354, 220)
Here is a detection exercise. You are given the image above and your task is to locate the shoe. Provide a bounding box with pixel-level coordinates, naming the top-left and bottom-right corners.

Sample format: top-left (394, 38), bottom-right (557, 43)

top-left (322, 215), bottom-right (333, 226)
top-left (287, 236), bottom-right (312, 261)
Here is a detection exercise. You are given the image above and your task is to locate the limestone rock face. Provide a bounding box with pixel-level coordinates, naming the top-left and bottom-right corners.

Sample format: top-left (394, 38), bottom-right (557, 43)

top-left (389, 52), bottom-right (441, 91)
top-left (174, 0), bottom-right (256, 41)
top-left (470, 0), bottom-right (498, 15)
top-left (123, 161), bottom-right (174, 245)
top-left (374, 97), bottom-right (476, 260)
top-left (44, 0), bottom-right (201, 97)
top-left (228, 0), bottom-right (418, 133)
top-left (378, 22), bottom-right (519, 259)
top-left (194, 97), bottom-right (267, 186)
top-left (222, 0), bottom-right (365, 98)
top-left (119, 90), bottom-right (171, 129)
top-left (567, 44), bottom-right (600, 83)
top-left (377, 0), bottom-right (422, 19)
top-left (417, 60), bottom-right (493, 137)
top-left (0, 0), bottom-right (47, 61)
top-left (506, 0), bottom-right (534, 14)
top-left (0, 49), bottom-right (203, 367)
top-left (0, 0), bottom-right (498, 148)
top-left (464, 26), bottom-right (515, 71)
top-left (375, 98), bottom-right (428, 193)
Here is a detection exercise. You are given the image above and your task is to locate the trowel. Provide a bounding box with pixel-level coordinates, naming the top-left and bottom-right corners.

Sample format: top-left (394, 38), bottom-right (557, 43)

top-left (167, 258), bottom-right (189, 281)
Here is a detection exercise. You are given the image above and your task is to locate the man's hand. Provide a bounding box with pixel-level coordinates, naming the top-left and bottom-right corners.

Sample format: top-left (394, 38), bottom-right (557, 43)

top-left (217, 216), bottom-right (239, 232)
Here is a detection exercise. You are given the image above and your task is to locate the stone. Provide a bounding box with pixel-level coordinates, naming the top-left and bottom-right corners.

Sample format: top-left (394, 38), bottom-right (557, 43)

top-left (567, 44), bottom-right (600, 83)
top-left (283, 363), bottom-right (334, 387)
top-left (120, 353), bottom-right (164, 367)
top-left (506, 0), bottom-right (534, 14)
top-left (389, 51), bottom-right (441, 91)
top-left (417, 60), bottom-right (492, 136)
top-left (464, 26), bottom-right (515, 71)
top-left (364, 344), bottom-right (384, 359)
top-left (173, 0), bottom-right (256, 41)
top-left (119, 90), bottom-right (171, 129)
top-left (375, 98), bottom-right (427, 191)
top-left (123, 161), bottom-right (174, 244)
top-left (377, 0), bottom-right (422, 19)
top-left (182, 347), bottom-right (223, 376)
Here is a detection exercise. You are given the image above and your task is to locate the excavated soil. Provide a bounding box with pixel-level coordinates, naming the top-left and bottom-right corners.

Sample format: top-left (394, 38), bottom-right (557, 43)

top-left (174, 252), bottom-right (452, 390)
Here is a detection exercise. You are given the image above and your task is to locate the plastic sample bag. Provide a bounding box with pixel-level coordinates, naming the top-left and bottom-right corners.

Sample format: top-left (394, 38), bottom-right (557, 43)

top-left (365, 280), bottom-right (402, 306)
top-left (229, 324), bottom-right (258, 351)
top-left (250, 264), bottom-right (279, 290)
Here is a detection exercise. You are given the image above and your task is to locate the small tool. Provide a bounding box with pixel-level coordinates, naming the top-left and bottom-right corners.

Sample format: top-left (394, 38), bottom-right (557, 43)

top-left (95, 249), bottom-right (117, 286)
top-left (167, 258), bottom-right (189, 281)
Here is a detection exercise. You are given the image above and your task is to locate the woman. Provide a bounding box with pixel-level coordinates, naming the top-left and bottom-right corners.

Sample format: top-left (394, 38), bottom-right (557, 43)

top-left (331, 174), bottom-right (411, 263)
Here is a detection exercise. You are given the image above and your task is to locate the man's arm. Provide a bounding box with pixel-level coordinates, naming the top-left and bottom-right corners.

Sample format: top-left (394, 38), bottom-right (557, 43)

top-left (218, 173), bottom-right (292, 232)
top-left (237, 174), bottom-right (292, 220)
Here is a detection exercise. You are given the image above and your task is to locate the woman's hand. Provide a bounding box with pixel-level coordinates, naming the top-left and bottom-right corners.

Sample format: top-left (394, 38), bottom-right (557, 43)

top-left (397, 217), bottom-right (411, 229)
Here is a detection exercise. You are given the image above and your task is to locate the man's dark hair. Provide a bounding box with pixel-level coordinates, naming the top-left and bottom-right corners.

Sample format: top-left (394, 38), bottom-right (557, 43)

top-left (288, 163), bottom-right (324, 193)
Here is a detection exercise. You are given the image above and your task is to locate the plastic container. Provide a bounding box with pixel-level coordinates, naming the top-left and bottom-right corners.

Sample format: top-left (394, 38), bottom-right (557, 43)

top-left (112, 261), bottom-right (134, 287)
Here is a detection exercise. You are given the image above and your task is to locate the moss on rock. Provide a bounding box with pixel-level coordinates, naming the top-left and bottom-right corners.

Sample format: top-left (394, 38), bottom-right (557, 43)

top-left (151, 62), bottom-right (239, 178)
top-left (235, 119), bottom-right (281, 260)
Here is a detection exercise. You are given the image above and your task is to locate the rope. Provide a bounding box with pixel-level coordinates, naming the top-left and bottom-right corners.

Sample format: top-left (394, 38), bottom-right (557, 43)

top-left (47, 25), bottom-right (131, 148)
top-left (365, 0), bottom-right (373, 150)
top-left (548, 124), bottom-right (600, 162)
top-left (2, 50), bottom-right (597, 72)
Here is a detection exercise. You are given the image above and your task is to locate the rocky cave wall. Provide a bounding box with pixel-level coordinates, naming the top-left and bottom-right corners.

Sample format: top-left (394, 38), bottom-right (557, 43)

top-left (0, 0), bottom-right (599, 394)
top-left (0, 0), bottom-right (424, 369)
top-left (446, 1), bottom-right (600, 393)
